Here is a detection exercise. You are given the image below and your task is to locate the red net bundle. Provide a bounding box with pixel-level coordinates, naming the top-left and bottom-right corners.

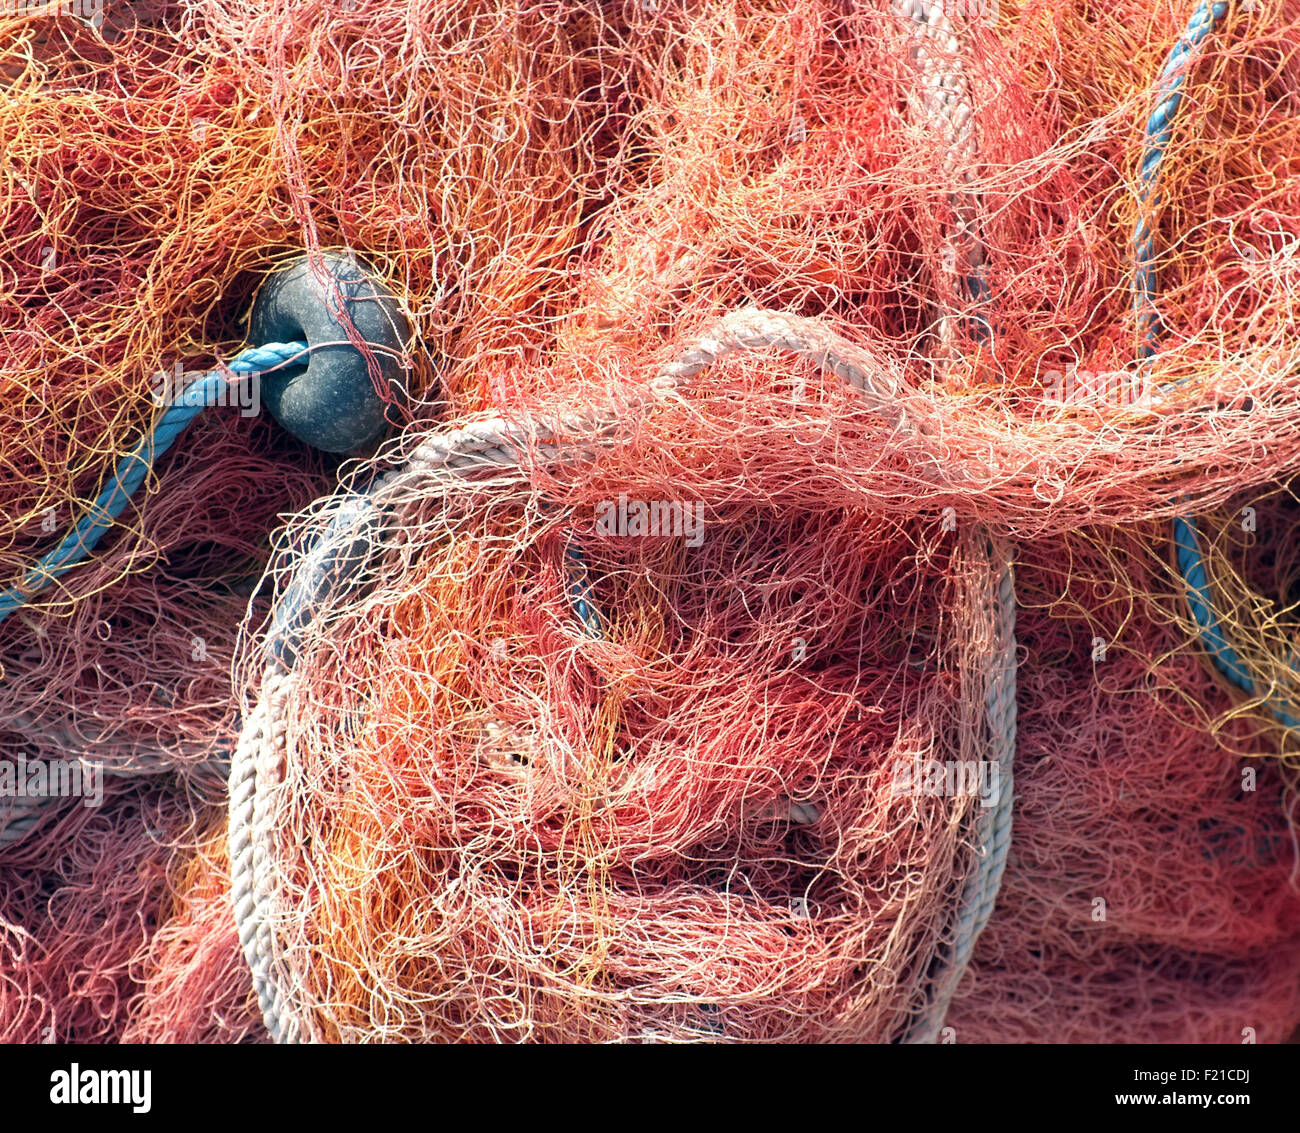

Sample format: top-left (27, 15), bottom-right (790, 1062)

top-left (0, 777), bottom-right (199, 1043)
top-left (943, 528), bottom-right (1300, 1043)
top-left (222, 450), bottom-right (1005, 1042)
top-left (7, 0), bottom-right (1300, 1044)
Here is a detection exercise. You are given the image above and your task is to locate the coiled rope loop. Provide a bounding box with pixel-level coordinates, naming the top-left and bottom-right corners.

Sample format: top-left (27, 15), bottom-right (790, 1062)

top-left (229, 307), bottom-right (998, 1043)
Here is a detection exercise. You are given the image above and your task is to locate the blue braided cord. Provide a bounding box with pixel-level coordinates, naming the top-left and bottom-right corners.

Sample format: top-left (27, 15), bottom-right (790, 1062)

top-left (0, 342), bottom-right (308, 626)
top-left (1133, 2), bottom-right (1296, 725)
top-left (1134, 0), bottom-right (1230, 359)
top-left (1173, 516), bottom-right (1300, 728)
top-left (564, 542), bottom-right (603, 638)
top-left (1172, 516), bottom-right (1252, 690)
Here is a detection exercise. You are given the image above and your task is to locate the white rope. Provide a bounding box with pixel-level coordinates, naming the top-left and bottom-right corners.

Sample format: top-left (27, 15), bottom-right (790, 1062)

top-left (905, 534), bottom-right (1016, 1042)
top-left (891, 0), bottom-right (989, 353)
top-left (892, 0), bottom-right (1016, 1043)
top-left (400, 307), bottom-right (917, 482)
top-left (227, 667), bottom-right (306, 1043)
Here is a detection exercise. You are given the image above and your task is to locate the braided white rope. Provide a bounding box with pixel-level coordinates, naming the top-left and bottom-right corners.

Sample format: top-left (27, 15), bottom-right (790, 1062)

top-left (229, 306), bottom-right (945, 1043)
top-left (905, 534), bottom-right (1016, 1043)
top-left (892, 0), bottom-right (1016, 1043)
top-left (893, 0), bottom-right (980, 178)
top-left (969, 539), bottom-right (1017, 933)
top-left (892, 0), bottom-right (988, 350)
top-left (399, 307), bottom-right (915, 480)
top-left (228, 669), bottom-right (301, 1042)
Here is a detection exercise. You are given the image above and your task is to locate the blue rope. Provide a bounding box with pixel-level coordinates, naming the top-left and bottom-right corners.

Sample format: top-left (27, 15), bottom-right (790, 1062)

top-left (1134, 0), bottom-right (1230, 360)
top-left (0, 342), bottom-right (309, 626)
top-left (1138, 4), bottom-right (1298, 727)
top-left (1172, 515), bottom-right (1252, 691)
top-left (1173, 514), bottom-right (1300, 728)
top-left (564, 542), bottom-right (604, 638)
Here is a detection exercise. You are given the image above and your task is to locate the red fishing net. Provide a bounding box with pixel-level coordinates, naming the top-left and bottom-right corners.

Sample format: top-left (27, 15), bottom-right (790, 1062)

top-left (2, 0), bottom-right (1300, 1043)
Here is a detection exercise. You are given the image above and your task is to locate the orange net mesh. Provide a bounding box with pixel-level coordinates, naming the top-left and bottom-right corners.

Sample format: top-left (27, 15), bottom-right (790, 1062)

top-left (1, 0), bottom-right (1299, 1042)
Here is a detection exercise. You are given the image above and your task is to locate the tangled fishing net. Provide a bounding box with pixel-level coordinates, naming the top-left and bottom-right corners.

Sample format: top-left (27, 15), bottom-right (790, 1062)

top-left (229, 424), bottom-right (1011, 1042)
top-left (946, 528), bottom-right (1300, 1043)
top-left (3, 0), bottom-right (1300, 1042)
